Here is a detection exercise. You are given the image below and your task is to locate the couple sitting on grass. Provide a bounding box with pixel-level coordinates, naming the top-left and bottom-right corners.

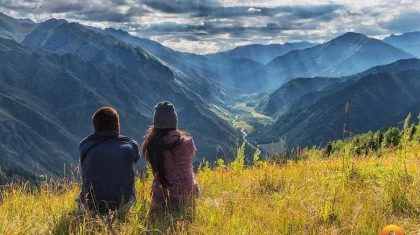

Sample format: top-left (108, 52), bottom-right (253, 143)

top-left (77, 101), bottom-right (201, 215)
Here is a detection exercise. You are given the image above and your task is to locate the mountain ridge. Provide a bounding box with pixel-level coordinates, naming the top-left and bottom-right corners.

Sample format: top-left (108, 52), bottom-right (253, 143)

top-left (252, 59), bottom-right (420, 148)
top-left (205, 41), bottom-right (317, 65)
top-left (0, 20), bottom-right (238, 175)
top-left (383, 31), bottom-right (420, 57)
top-left (241, 32), bottom-right (415, 91)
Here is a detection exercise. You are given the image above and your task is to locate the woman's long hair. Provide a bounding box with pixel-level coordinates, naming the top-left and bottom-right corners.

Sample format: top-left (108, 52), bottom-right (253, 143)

top-left (141, 126), bottom-right (185, 187)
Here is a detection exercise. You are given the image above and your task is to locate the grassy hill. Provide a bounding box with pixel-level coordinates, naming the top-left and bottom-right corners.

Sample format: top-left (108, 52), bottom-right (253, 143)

top-left (1, 121), bottom-right (420, 234)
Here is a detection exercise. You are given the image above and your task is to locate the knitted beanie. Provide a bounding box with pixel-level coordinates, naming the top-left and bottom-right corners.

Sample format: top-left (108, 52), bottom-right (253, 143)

top-left (153, 101), bottom-right (178, 129)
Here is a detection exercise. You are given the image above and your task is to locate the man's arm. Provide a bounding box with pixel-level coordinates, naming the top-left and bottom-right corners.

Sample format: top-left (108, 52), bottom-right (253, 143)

top-left (132, 140), bottom-right (140, 164)
top-left (79, 139), bottom-right (87, 165)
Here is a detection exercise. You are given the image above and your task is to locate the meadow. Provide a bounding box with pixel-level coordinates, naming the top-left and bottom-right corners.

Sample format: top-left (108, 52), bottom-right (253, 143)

top-left (1, 125), bottom-right (420, 234)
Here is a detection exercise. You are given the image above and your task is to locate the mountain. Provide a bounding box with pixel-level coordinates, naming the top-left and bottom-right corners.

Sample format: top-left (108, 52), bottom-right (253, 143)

top-left (21, 20), bottom-right (242, 105)
top-left (247, 32), bottom-right (415, 91)
top-left (86, 27), bottom-right (251, 92)
top-left (98, 28), bottom-right (219, 85)
top-left (383, 32), bottom-right (420, 57)
top-left (205, 42), bottom-right (317, 65)
top-left (91, 27), bottom-right (280, 91)
top-left (388, 101), bottom-right (420, 127)
top-left (254, 77), bottom-right (337, 116)
top-left (252, 59), bottom-right (420, 148)
top-left (256, 58), bottom-right (420, 117)
top-left (14, 18), bottom-right (35, 24)
top-left (90, 27), bottom-right (315, 92)
top-left (0, 12), bottom-right (37, 41)
top-left (0, 16), bottom-right (239, 176)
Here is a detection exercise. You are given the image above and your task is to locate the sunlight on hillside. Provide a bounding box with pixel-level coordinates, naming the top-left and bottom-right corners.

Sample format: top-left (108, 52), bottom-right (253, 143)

top-left (234, 102), bottom-right (272, 120)
top-left (210, 104), bottom-right (231, 122)
top-left (1, 140), bottom-right (420, 234)
top-left (233, 120), bottom-right (254, 134)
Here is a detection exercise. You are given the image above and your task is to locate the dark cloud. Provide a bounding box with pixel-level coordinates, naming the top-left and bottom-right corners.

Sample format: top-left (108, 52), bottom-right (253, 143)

top-left (0, 0), bottom-right (344, 28)
top-left (0, 0), bottom-right (39, 11)
top-left (379, 12), bottom-right (420, 32)
top-left (141, 0), bottom-right (220, 14)
top-left (139, 19), bottom-right (318, 40)
top-left (76, 11), bottom-right (131, 23)
top-left (73, 6), bottom-right (151, 23)
top-left (130, 2), bottom-right (343, 39)
top-left (42, 2), bottom-right (84, 13)
top-left (0, 0), bottom-right (151, 23)
top-left (274, 4), bottom-right (344, 19)
top-left (142, 0), bottom-right (344, 20)
top-left (0, 0), bottom-right (419, 53)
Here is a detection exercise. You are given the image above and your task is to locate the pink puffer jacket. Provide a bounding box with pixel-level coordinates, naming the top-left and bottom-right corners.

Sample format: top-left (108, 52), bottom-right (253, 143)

top-left (151, 130), bottom-right (200, 206)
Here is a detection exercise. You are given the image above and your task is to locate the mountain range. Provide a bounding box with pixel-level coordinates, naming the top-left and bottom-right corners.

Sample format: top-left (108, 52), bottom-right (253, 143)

top-left (0, 12), bottom-right (38, 41)
top-left (81, 24), bottom-right (418, 93)
top-left (251, 59), bottom-right (420, 148)
top-left (1, 12), bottom-right (420, 177)
top-left (383, 31), bottom-right (420, 57)
top-left (92, 27), bottom-right (316, 91)
top-left (205, 42), bottom-right (317, 65)
top-left (253, 32), bottom-right (415, 90)
top-left (0, 14), bottom-right (239, 176)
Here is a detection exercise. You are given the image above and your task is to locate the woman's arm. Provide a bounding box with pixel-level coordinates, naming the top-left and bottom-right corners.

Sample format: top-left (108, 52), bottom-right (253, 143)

top-left (183, 136), bottom-right (196, 159)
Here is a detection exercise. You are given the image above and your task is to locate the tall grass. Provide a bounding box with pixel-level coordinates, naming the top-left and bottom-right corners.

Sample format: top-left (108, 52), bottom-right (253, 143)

top-left (1, 127), bottom-right (420, 234)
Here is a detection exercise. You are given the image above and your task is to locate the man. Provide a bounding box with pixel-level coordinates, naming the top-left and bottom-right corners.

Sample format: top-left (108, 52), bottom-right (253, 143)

top-left (77, 107), bottom-right (139, 214)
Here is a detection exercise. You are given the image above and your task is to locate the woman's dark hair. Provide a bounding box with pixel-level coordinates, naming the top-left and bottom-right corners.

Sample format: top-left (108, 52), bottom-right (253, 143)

top-left (141, 126), bottom-right (185, 186)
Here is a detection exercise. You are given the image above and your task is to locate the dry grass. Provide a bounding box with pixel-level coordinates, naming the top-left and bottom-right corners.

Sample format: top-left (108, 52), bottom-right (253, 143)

top-left (1, 143), bottom-right (420, 234)
top-left (233, 120), bottom-right (254, 133)
top-left (234, 103), bottom-right (272, 120)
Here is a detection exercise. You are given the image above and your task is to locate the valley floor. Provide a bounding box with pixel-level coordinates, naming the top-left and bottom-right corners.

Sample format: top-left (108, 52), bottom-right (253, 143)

top-left (1, 144), bottom-right (420, 234)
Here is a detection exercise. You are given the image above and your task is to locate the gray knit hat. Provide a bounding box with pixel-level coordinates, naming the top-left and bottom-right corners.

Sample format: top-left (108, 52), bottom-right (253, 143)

top-left (153, 101), bottom-right (178, 129)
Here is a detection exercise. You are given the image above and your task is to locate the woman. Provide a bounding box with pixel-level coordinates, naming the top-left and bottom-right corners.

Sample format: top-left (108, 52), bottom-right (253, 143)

top-left (141, 101), bottom-right (200, 212)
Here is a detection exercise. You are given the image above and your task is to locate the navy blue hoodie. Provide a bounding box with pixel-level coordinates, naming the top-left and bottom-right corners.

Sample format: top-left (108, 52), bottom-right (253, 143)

top-left (79, 130), bottom-right (139, 211)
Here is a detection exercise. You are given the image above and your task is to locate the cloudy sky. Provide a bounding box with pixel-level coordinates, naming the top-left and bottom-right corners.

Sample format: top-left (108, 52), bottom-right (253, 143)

top-left (1, 0), bottom-right (419, 54)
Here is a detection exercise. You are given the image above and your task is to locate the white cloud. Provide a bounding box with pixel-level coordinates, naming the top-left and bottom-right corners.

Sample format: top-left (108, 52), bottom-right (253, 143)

top-left (247, 7), bottom-right (261, 12)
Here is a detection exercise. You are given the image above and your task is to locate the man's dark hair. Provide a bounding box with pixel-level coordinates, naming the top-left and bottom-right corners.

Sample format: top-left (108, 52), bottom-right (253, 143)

top-left (92, 107), bottom-right (119, 131)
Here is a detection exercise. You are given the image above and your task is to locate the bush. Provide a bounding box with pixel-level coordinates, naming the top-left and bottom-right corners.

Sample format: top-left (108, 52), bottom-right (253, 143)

top-left (324, 143), bottom-right (333, 157)
top-left (373, 131), bottom-right (384, 149)
top-left (413, 122), bottom-right (420, 142)
top-left (382, 127), bottom-right (401, 147)
top-left (409, 125), bottom-right (417, 141)
top-left (232, 142), bottom-right (246, 172)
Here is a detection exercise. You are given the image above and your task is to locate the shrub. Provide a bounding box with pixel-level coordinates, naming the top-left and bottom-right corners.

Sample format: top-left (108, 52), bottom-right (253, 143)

top-left (232, 142), bottom-right (246, 172)
top-left (382, 127), bottom-right (401, 147)
top-left (373, 131), bottom-right (383, 149)
top-left (324, 142), bottom-right (333, 157)
top-left (217, 159), bottom-right (225, 169)
top-left (253, 146), bottom-right (261, 166)
top-left (409, 125), bottom-right (417, 141)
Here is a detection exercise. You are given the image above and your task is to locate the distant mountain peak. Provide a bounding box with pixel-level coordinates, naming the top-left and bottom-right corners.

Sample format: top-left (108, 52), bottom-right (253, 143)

top-left (41, 18), bottom-right (67, 26)
top-left (0, 12), bottom-right (34, 24)
top-left (205, 41), bottom-right (317, 66)
top-left (383, 31), bottom-right (420, 57)
top-left (383, 31), bottom-right (420, 42)
top-left (0, 12), bottom-right (10, 19)
top-left (342, 31), bottom-right (367, 36)
top-left (105, 28), bottom-right (129, 34)
top-left (15, 18), bottom-right (35, 24)
top-left (332, 32), bottom-right (369, 42)
top-left (104, 27), bottom-right (131, 38)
